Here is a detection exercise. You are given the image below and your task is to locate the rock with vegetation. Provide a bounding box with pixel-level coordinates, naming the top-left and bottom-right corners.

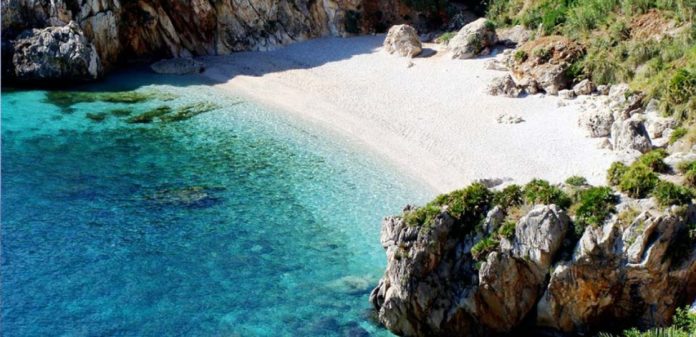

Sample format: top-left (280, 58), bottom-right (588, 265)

top-left (11, 21), bottom-right (101, 81)
top-left (448, 18), bottom-right (498, 59)
top-left (510, 36), bottom-right (584, 95)
top-left (150, 58), bottom-right (205, 75)
top-left (371, 177), bottom-right (695, 337)
top-left (383, 24), bottom-right (422, 57)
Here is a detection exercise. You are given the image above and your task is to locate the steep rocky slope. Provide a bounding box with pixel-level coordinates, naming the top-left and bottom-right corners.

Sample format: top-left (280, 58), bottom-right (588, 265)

top-left (1, 0), bottom-right (433, 82)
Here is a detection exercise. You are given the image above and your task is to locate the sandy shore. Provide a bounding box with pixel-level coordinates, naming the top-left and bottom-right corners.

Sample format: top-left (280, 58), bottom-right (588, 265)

top-left (201, 35), bottom-right (616, 193)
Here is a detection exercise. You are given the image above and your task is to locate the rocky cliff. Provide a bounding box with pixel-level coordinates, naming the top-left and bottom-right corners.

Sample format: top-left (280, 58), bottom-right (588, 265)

top-left (1, 0), bottom-right (439, 82)
top-left (370, 183), bottom-right (696, 336)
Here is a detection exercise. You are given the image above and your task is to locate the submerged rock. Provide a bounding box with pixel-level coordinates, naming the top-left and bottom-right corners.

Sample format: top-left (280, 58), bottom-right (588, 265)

top-left (12, 21), bottom-right (101, 82)
top-left (383, 25), bottom-right (422, 58)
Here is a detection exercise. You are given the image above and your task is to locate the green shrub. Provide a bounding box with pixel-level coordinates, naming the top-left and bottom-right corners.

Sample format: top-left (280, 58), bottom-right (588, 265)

top-left (437, 31), bottom-right (455, 44)
top-left (493, 184), bottom-right (524, 210)
top-left (498, 220), bottom-right (516, 239)
top-left (514, 49), bottom-right (528, 62)
top-left (565, 175), bottom-right (588, 187)
top-left (532, 46), bottom-right (552, 61)
top-left (619, 163), bottom-right (658, 198)
top-left (433, 183), bottom-right (494, 227)
top-left (471, 235), bottom-right (499, 261)
top-left (670, 127), bottom-right (688, 144)
top-left (666, 69), bottom-right (696, 106)
top-left (638, 149), bottom-right (669, 173)
top-left (403, 204), bottom-right (441, 228)
top-left (608, 162), bottom-right (629, 185)
top-left (672, 306), bottom-right (696, 333)
top-left (572, 186), bottom-right (617, 231)
top-left (653, 180), bottom-right (693, 206)
top-left (678, 160), bottom-right (696, 187)
top-left (523, 179), bottom-right (572, 208)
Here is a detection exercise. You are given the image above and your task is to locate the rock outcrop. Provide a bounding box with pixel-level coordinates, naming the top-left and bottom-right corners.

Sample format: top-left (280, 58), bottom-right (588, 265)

top-left (448, 18), bottom-right (497, 59)
top-left (510, 36), bottom-right (584, 95)
top-left (487, 74), bottom-right (523, 97)
top-left (11, 21), bottom-right (101, 81)
top-left (1, 0), bottom-right (437, 82)
top-left (383, 24), bottom-right (422, 57)
top-left (371, 200), bottom-right (696, 337)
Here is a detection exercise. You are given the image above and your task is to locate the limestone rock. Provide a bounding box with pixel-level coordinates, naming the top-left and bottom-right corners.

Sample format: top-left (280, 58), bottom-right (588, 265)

top-left (611, 116), bottom-right (653, 153)
top-left (448, 18), bottom-right (497, 59)
top-left (496, 113), bottom-right (524, 124)
top-left (151, 58), bottom-right (205, 75)
top-left (559, 89), bottom-right (576, 100)
top-left (511, 36), bottom-right (585, 95)
top-left (496, 25), bottom-right (531, 47)
top-left (487, 74), bottom-right (523, 97)
top-left (597, 84), bottom-right (611, 95)
top-left (383, 24), bottom-right (422, 57)
top-left (573, 79), bottom-right (595, 96)
top-left (579, 108), bottom-right (615, 138)
top-left (11, 21), bottom-right (101, 81)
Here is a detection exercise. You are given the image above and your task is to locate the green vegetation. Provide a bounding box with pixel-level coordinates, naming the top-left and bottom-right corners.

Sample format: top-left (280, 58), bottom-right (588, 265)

top-left (677, 160), bottom-right (696, 187)
top-left (471, 235), bottom-right (499, 260)
top-left (653, 180), bottom-right (693, 206)
top-left (670, 127), bottom-right (687, 144)
top-left (514, 49), bottom-right (528, 62)
top-left (599, 306), bottom-right (696, 337)
top-left (637, 149), bottom-right (669, 173)
top-left (523, 179), bottom-right (572, 208)
top-left (437, 31), bottom-right (456, 44)
top-left (608, 162), bottom-right (629, 186)
top-left (85, 112), bottom-right (108, 122)
top-left (565, 175), bottom-right (588, 186)
top-left (404, 183), bottom-right (494, 232)
top-left (487, 0), bottom-right (696, 130)
top-left (619, 163), bottom-right (659, 198)
top-left (498, 220), bottom-right (516, 239)
top-left (617, 206), bottom-right (640, 227)
top-left (571, 186), bottom-right (617, 234)
top-left (493, 184), bottom-right (524, 210)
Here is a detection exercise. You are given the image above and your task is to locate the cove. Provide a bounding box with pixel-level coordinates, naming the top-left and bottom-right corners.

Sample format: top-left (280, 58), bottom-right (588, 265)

top-left (0, 72), bottom-right (432, 337)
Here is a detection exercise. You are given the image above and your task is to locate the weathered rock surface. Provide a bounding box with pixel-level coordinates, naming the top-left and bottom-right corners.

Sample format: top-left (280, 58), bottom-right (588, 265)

top-left (496, 25), bottom-right (531, 47)
top-left (448, 18), bottom-right (497, 59)
top-left (611, 116), bottom-right (653, 153)
top-left (371, 201), bottom-right (696, 337)
top-left (383, 24), bottom-right (421, 57)
top-left (487, 74), bottom-right (523, 97)
top-left (511, 36), bottom-right (584, 95)
top-left (579, 108), bottom-right (615, 138)
top-left (150, 58), bottom-right (205, 75)
top-left (11, 21), bottom-right (101, 81)
top-left (573, 79), bottom-right (595, 96)
top-left (1, 0), bottom-right (435, 82)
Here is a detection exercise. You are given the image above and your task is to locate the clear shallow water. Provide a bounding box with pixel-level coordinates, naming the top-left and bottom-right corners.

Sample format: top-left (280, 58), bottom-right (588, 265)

top-left (1, 74), bottom-right (432, 337)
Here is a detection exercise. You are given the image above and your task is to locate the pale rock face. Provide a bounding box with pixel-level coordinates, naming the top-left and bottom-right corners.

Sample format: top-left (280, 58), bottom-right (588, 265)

top-left (383, 24), bottom-right (422, 57)
top-left (487, 74), bottom-right (523, 97)
top-left (150, 58), bottom-right (205, 74)
top-left (573, 79), bottom-right (595, 96)
top-left (559, 89), bottom-right (576, 99)
top-left (11, 21), bottom-right (102, 81)
top-left (448, 18), bottom-right (497, 59)
top-left (579, 108), bottom-right (615, 138)
top-left (611, 116), bottom-right (653, 153)
top-left (372, 200), bottom-right (696, 337)
top-left (496, 25), bottom-right (531, 47)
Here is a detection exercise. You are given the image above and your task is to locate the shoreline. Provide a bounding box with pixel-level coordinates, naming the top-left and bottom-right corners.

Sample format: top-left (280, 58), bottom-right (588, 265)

top-left (201, 35), bottom-right (617, 193)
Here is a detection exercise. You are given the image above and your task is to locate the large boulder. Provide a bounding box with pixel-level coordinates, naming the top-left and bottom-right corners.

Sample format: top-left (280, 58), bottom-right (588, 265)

top-left (496, 25), bottom-right (531, 47)
top-left (487, 74), bottom-right (523, 97)
top-left (383, 24), bottom-right (422, 57)
top-left (11, 21), bottom-right (101, 81)
top-left (579, 108), bottom-right (615, 138)
top-left (448, 18), bottom-right (497, 59)
top-left (611, 116), bottom-right (653, 153)
top-left (511, 36), bottom-right (584, 95)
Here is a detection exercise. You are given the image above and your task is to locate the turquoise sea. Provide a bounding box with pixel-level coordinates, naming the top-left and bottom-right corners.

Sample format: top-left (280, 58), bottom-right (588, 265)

top-left (1, 72), bottom-right (432, 337)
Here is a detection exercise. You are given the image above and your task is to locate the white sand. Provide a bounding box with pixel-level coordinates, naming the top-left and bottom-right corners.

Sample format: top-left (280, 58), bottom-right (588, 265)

top-left (201, 35), bottom-right (616, 193)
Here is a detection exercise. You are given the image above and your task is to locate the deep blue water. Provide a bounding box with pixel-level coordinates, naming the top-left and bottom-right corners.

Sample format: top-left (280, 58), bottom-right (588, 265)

top-left (1, 75), bottom-right (431, 337)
